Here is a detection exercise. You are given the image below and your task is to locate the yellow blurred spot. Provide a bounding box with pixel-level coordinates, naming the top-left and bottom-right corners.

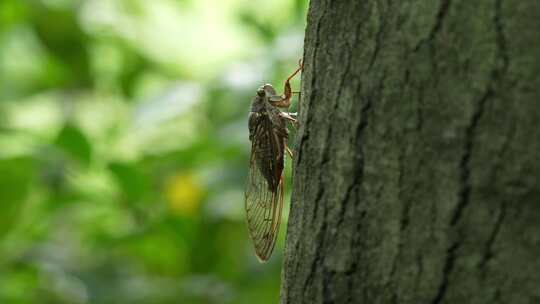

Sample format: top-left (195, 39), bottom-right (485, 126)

top-left (164, 173), bottom-right (203, 216)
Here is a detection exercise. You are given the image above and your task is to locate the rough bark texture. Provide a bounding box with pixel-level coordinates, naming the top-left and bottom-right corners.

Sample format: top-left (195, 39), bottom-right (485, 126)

top-left (281, 1), bottom-right (540, 303)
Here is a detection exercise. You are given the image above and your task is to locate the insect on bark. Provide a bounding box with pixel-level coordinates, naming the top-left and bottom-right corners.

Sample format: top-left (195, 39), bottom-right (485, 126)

top-left (245, 60), bottom-right (303, 262)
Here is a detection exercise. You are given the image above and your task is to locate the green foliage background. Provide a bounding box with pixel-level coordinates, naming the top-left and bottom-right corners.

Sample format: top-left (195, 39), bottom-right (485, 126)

top-left (0, 0), bottom-right (307, 303)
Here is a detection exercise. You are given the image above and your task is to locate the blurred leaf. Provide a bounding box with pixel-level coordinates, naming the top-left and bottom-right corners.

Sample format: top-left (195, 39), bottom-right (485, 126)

top-left (108, 161), bottom-right (148, 202)
top-left (0, 265), bottom-right (39, 303)
top-left (118, 49), bottom-right (153, 99)
top-left (39, 151), bottom-right (80, 208)
top-left (0, 156), bottom-right (33, 239)
top-left (31, 3), bottom-right (92, 88)
top-left (120, 232), bottom-right (189, 275)
top-left (0, 0), bottom-right (28, 31)
top-left (238, 10), bottom-right (276, 42)
top-left (54, 123), bottom-right (92, 165)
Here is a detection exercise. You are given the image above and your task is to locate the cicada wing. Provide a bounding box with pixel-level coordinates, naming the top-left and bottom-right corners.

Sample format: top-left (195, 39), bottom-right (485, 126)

top-left (245, 164), bottom-right (284, 262)
top-left (245, 116), bottom-right (286, 262)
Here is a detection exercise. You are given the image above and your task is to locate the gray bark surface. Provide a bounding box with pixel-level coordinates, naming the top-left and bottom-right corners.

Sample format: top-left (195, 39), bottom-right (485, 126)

top-left (281, 1), bottom-right (540, 303)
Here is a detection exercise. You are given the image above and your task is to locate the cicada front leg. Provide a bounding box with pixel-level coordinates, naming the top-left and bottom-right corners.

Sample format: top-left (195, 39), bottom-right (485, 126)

top-left (285, 146), bottom-right (294, 158)
top-left (269, 60), bottom-right (303, 108)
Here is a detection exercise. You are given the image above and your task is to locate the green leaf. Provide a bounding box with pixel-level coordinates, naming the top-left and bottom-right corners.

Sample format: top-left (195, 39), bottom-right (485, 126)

top-left (109, 162), bottom-right (148, 202)
top-left (0, 157), bottom-right (33, 239)
top-left (54, 123), bottom-right (92, 165)
top-left (32, 5), bottom-right (92, 88)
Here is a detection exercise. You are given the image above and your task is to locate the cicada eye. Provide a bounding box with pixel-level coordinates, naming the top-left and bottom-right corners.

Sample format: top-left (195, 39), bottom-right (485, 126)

top-left (257, 88), bottom-right (265, 97)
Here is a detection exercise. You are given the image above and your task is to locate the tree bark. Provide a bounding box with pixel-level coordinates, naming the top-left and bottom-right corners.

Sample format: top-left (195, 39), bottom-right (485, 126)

top-left (281, 1), bottom-right (540, 303)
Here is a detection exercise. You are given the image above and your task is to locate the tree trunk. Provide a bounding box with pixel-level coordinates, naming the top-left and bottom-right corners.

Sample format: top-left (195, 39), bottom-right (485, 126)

top-left (281, 0), bottom-right (540, 303)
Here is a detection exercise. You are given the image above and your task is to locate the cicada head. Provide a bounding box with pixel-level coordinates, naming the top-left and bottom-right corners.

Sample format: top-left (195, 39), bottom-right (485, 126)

top-left (256, 84), bottom-right (276, 98)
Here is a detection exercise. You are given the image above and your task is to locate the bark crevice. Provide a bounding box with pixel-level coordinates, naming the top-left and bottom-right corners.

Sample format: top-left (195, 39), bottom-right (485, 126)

top-left (451, 88), bottom-right (490, 226)
top-left (367, 0), bottom-right (388, 71)
top-left (413, 0), bottom-right (452, 52)
top-left (479, 201), bottom-right (507, 272)
top-left (430, 242), bottom-right (461, 304)
top-left (451, 0), bottom-right (509, 227)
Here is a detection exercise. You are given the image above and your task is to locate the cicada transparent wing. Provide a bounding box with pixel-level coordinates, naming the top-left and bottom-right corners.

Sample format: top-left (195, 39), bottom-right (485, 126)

top-left (245, 113), bottom-right (286, 262)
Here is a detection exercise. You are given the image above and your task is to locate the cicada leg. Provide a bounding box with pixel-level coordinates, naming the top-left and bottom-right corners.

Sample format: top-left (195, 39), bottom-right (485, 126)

top-left (286, 112), bottom-right (297, 120)
top-left (281, 113), bottom-right (297, 159)
top-left (280, 111), bottom-right (299, 130)
top-left (285, 146), bottom-right (293, 158)
top-left (269, 60), bottom-right (303, 108)
top-left (279, 111), bottom-right (296, 122)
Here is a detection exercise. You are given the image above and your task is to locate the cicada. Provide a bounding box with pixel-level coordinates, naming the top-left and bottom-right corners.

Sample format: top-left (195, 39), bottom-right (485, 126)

top-left (245, 61), bottom-right (303, 262)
